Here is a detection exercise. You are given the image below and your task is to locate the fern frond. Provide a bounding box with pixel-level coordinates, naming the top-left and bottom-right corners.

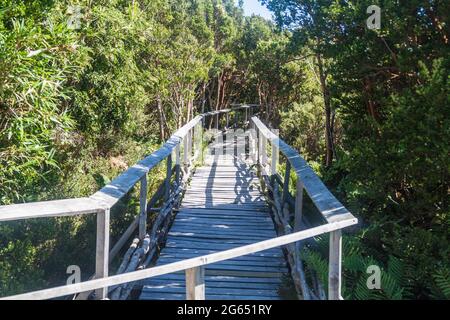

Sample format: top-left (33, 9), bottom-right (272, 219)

top-left (432, 268), bottom-right (450, 299)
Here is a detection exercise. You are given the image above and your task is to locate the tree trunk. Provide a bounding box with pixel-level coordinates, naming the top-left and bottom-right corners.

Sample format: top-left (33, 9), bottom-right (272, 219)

top-left (316, 53), bottom-right (334, 168)
top-left (157, 95), bottom-right (165, 141)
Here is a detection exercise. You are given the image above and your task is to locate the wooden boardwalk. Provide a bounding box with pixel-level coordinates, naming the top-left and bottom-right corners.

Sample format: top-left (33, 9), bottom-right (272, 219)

top-left (139, 137), bottom-right (288, 300)
top-left (0, 107), bottom-right (357, 301)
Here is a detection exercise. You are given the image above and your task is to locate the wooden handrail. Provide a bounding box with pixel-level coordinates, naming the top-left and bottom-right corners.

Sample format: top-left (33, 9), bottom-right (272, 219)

top-left (1, 219), bottom-right (356, 300)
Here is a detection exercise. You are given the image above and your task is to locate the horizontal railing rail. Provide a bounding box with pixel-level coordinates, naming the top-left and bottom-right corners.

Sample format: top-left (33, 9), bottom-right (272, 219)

top-left (1, 219), bottom-right (355, 300)
top-left (251, 117), bottom-right (355, 224)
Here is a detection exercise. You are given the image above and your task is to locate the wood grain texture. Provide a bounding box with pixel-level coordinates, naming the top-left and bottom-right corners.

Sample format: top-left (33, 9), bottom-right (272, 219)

top-left (139, 138), bottom-right (287, 300)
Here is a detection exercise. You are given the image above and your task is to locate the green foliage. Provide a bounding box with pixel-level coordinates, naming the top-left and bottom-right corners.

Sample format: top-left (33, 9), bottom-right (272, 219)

top-left (1, 0), bottom-right (448, 300)
top-left (265, 0), bottom-right (450, 299)
top-left (302, 234), bottom-right (412, 300)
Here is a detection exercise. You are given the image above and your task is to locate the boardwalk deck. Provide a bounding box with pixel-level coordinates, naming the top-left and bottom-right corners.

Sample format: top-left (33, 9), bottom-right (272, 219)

top-left (139, 138), bottom-right (287, 300)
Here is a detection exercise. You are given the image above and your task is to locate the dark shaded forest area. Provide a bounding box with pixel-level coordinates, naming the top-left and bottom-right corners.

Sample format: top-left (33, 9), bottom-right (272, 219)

top-left (0, 0), bottom-right (448, 299)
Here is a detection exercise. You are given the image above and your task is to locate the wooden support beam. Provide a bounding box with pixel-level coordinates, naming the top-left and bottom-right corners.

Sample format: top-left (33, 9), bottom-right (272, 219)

top-left (95, 208), bottom-right (110, 299)
top-left (165, 155), bottom-right (172, 202)
top-left (2, 219), bottom-right (356, 300)
top-left (282, 162), bottom-right (291, 207)
top-left (328, 230), bottom-right (342, 300)
top-left (294, 178), bottom-right (304, 233)
top-left (139, 176), bottom-right (148, 240)
top-left (175, 143), bottom-right (181, 186)
top-left (185, 266), bottom-right (205, 300)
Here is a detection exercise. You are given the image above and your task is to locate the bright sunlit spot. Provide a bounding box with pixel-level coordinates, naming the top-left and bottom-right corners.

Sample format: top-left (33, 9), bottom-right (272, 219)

top-left (238, 0), bottom-right (273, 20)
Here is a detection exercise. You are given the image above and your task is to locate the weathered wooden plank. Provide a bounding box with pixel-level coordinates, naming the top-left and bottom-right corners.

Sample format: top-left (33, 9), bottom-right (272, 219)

top-left (140, 292), bottom-right (280, 300)
top-left (139, 176), bottom-right (148, 240)
top-left (175, 215), bottom-right (271, 224)
top-left (159, 251), bottom-right (283, 263)
top-left (95, 209), bottom-right (110, 299)
top-left (180, 204), bottom-right (268, 211)
top-left (144, 273), bottom-right (282, 284)
top-left (161, 248), bottom-right (283, 259)
top-left (173, 217), bottom-right (273, 226)
top-left (143, 286), bottom-right (279, 297)
top-left (171, 223), bottom-right (275, 232)
top-left (182, 194), bottom-right (263, 200)
top-left (0, 198), bottom-right (102, 222)
top-left (143, 279), bottom-right (278, 290)
top-left (158, 257), bottom-right (287, 271)
top-left (168, 231), bottom-right (273, 241)
top-left (328, 230), bottom-right (342, 300)
top-left (170, 225), bottom-right (275, 236)
top-left (174, 215), bottom-right (272, 224)
top-left (180, 197), bottom-right (266, 204)
top-left (170, 222), bottom-right (274, 231)
top-left (185, 266), bottom-right (205, 300)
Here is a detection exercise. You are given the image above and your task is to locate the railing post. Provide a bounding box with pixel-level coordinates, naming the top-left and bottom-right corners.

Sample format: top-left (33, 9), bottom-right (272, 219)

top-left (185, 266), bottom-right (205, 300)
top-left (95, 208), bottom-right (110, 299)
top-left (329, 230), bottom-right (342, 300)
top-left (215, 113), bottom-right (219, 131)
top-left (226, 113), bottom-right (229, 129)
top-left (175, 143), bottom-right (181, 186)
top-left (139, 176), bottom-right (148, 240)
top-left (271, 139), bottom-right (278, 176)
top-left (184, 134), bottom-right (189, 172)
top-left (294, 178), bottom-right (304, 232)
top-left (165, 154), bottom-right (172, 201)
top-left (282, 162), bottom-right (291, 208)
top-left (192, 125), bottom-right (197, 161)
top-left (250, 121), bottom-right (257, 163)
top-left (197, 122), bottom-right (203, 163)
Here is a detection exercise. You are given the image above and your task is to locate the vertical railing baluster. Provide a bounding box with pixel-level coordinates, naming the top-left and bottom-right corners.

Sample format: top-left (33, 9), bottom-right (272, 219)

top-left (95, 208), bottom-right (110, 299)
top-left (294, 178), bottom-right (304, 232)
top-left (165, 154), bottom-right (172, 202)
top-left (185, 266), bottom-right (205, 300)
top-left (282, 161), bottom-right (291, 208)
top-left (329, 230), bottom-right (342, 300)
top-left (197, 122), bottom-right (203, 163)
top-left (271, 138), bottom-right (278, 176)
top-left (139, 175), bottom-right (148, 240)
top-left (175, 143), bottom-right (181, 186)
top-left (184, 133), bottom-right (189, 173)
